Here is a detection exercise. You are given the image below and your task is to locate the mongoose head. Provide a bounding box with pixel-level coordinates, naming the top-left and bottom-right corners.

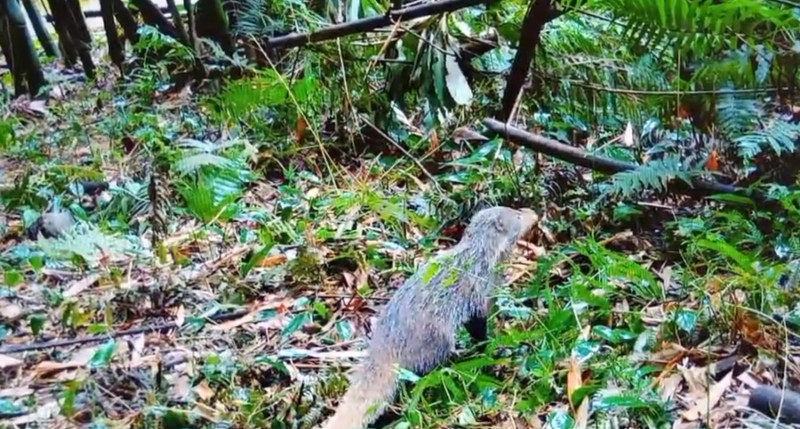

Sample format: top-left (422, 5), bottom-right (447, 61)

top-left (462, 206), bottom-right (539, 260)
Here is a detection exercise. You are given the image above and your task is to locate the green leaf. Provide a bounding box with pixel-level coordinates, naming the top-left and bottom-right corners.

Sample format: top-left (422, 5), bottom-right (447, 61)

top-left (29, 314), bottom-right (45, 335)
top-left (281, 312), bottom-right (311, 339)
top-left (0, 398), bottom-right (24, 414)
top-left (457, 406), bottom-right (476, 424)
top-left (4, 269), bottom-right (23, 287)
top-left (697, 237), bottom-right (755, 272)
top-left (88, 323), bottom-right (110, 334)
top-left (89, 339), bottom-right (116, 368)
top-left (444, 49), bottom-right (473, 105)
top-left (675, 309), bottom-right (698, 333)
top-left (254, 355), bottom-right (290, 375)
top-left (28, 255), bottom-right (44, 272)
top-left (336, 319), bottom-right (354, 341)
top-left (547, 409), bottom-right (575, 429)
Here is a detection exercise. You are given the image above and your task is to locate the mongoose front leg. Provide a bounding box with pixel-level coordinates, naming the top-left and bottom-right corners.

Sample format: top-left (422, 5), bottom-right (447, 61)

top-left (465, 313), bottom-right (488, 344)
top-left (465, 296), bottom-right (493, 348)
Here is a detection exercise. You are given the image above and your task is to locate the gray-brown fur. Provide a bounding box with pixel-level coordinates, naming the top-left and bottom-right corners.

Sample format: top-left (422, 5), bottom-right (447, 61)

top-left (318, 206), bottom-right (539, 429)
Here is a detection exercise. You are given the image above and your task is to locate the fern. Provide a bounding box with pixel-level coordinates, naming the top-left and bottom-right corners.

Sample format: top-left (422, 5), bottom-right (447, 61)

top-left (592, 0), bottom-right (797, 58)
top-left (605, 154), bottom-right (700, 198)
top-left (36, 223), bottom-right (137, 267)
top-left (172, 138), bottom-right (256, 176)
top-left (717, 94), bottom-right (800, 162)
top-left (234, 0), bottom-right (325, 38)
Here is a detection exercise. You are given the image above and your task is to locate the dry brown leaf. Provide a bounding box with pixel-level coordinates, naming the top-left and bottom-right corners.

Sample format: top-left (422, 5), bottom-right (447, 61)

top-left (259, 254), bottom-right (287, 268)
top-left (680, 370), bottom-right (733, 421)
top-left (63, 273), bottom-right (101, 298)
top-left (649, 342), bottom-right (687, 363)
top-left (0, 354), bottom-right (23, 369)
top-left (31, 360), bottom-right (84, 377)
top-left (451, 126), bottom-right (489, 143)
top-left (192, 402), bottom-right (220, 422)
top-left (175, 305), bottom-right (185, 327)
top-left (736, 371), bottom-right (761, 389)
top-left (306, 187), bottom-right (321, 199)
top-left (170, 374), bottom-right (192, 400)
top-left (194, 380), bottom-right (215, 400)
top-left (0, 387), bottom-right (33, 398)
top-left (569, 397), bottom-right (587, 429)
top-left (658, 372), bottom-right (683, 401)
top-left (0, 300), bottom-right (24, 322)
top-left (567, 356), bottom-right (582, 410)
top-left (211, 299), bottom-right (289, 331)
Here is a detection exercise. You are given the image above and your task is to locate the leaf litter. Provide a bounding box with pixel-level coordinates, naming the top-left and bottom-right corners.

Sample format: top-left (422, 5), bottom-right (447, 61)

top-left (1, 58), bottom-right (799, 429)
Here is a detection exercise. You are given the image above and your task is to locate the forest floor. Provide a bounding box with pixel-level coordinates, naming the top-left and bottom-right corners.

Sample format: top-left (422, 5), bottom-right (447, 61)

top-left (1, 25), bottom-right (799, 429)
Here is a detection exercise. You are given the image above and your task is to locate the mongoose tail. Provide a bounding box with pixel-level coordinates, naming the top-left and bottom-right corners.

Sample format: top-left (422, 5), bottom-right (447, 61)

top-left (319, 358), bottom-right (398, 429)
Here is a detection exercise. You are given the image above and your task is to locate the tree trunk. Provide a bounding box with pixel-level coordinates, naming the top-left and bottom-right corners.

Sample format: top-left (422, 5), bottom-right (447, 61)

top-left (64, 0), bottom-right (96, 78)
top-left (99, 0), bottom-right (125, 72)
top-left (165, 0), bottom-right (189, 45)
top-left (0, 16), bottom-right (24, 95)
top-left (0, 0), bottom-right (46, 97)
top-left (20, 0), bottom-right (58, 57)
top-left (113, 0), bottom-right (139, 45)
top-left (194, 0), bottom-right (232, 54)
top-left (497, 0), bottom-right (561, 122)
top-left (184, 0), bottom-right (196, 50)
top-left (46, 0), bottom-right (77, 67)
top-left (130, 0), bottom-right (178, 38)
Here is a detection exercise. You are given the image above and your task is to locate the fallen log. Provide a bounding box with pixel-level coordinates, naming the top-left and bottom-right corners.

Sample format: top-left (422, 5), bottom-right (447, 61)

top-left (482, 118), bottom-right (770, 203)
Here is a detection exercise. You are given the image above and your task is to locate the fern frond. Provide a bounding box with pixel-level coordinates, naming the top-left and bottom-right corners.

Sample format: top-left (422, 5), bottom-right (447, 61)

top-left (717, 94), bottom-right (800, 161)
top-left (605, 155), bottom-right (700, 198)
top-left (594, 0), bottom-right (797, 57)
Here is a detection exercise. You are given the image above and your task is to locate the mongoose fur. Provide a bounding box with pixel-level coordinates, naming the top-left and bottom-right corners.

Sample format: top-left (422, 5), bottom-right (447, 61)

top-left (319, 206), bottom-right (539, 429)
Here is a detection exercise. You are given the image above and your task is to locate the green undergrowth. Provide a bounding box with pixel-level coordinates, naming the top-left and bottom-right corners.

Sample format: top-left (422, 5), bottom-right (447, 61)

top-left (2, 10), bottom-right (800, 426)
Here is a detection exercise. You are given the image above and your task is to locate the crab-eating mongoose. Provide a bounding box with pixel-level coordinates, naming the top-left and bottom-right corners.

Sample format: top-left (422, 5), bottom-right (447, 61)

top-left (318, 206), bottom-right (539, 429)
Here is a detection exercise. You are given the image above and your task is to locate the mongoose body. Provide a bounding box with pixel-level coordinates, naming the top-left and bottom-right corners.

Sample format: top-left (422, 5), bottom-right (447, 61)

top-left (319, 206), bottom-right (539, 429)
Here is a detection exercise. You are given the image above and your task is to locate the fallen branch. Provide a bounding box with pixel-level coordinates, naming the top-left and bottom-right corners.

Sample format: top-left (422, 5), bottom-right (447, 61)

top-left (748, 385), bottom-right (800, 424)
top-left (268, 0), bottom-right (489, 50)
top-left (482, 118), bottom-right (769, 203)
top-left (0, 309), bottom-right (247, 354)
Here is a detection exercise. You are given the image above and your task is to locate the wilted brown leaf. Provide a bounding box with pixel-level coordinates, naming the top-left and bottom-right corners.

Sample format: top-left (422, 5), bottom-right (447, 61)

top-left (0, 354), bottom-right (23, 369)
top-left (680, 370), bottom-right (733, 421)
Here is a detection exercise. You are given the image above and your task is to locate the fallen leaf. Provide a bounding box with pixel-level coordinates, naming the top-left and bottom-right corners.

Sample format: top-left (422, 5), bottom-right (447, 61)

top-left (0, 300), bottom-right (24, 321)
top-left (31, 360), bottom-right (84, 377)
top-left (658, 372), bottom-right (683, 401)
top-left (295, 116), bottom-right (308, 142)
top-left (175, 305), bottom-right (185, 327)
top-left (194, 380), bottom-right (215, 400)
top-left (259, 254), bottom-right (287, 268)
top-left (0, 354), bottom-right (23, 369)
top-left (574, 397), bottom-right (590, 429)
top-left (680, 370), bottom-right (733, 421)
top-left (0, 386), bottom-right (34, 398)
top-left (706, 148), bottom-right (720, 171)
top-left (567, 356), bottom-right (582, 410)
top-left (170, 374), bottom-right (192, 400)
top-left (430, 129), bottom-right (440, 153)
top-left (451, 127), bottom-right (490, 143)
top-left (211, 299), bottom-right (289, 331)
top-left (63, 273), bottom-right (101, 298)
top-left (192, 402), bottom-right (220, 422)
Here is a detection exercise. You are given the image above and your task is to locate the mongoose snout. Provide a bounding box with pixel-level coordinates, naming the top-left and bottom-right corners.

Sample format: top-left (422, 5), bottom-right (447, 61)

top-left (317, 206), bottom-right (540, 429)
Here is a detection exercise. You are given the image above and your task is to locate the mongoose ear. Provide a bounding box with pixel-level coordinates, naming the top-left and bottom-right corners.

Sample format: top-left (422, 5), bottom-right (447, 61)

top-left (493, 216), bottom-right (507, 233)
